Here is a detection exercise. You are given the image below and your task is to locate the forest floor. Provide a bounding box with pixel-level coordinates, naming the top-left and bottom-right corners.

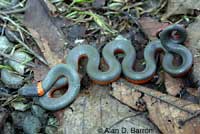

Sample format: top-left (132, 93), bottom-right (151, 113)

top-left (0, 0), bottom-right (200, 134)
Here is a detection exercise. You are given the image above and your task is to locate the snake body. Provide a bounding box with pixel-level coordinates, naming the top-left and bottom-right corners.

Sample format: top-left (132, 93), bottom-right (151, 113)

top-left (160, 25), bottom-right (193, 76)
top-left (19, 25), bottom-right (193, 111)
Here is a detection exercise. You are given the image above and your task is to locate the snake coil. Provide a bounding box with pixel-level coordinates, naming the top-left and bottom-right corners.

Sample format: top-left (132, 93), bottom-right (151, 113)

top-left (19, 25), bottom-right (193, 111)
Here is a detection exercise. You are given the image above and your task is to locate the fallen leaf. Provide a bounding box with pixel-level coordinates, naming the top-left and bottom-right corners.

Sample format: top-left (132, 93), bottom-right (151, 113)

top-left (66, 24), bottom-right (86, 41)
top-left (142, 0), bottom-right (161, 13)
top-left (32, 59), bottom-right (50, 81)
top-left (11, 102), bottom-right (30, 112)
top-left (187, 16), bottom-right (200, 83)
top-left (58, 85), bottom-right (160, 134)
top-left (186, 88), bottom-right (199, 97)
top-left (83, 11), bottom-right (117, 34)
top-left (44, 0), bottom-right (57, 13)
top-left (8, 51), bottom-right (32, 75)
top-left (24, 0), bottom-right (70, 80)
top-left (164, 73), bottom-right (183, 96)
top-left (139, 17), bottom-right (169, 39)
top-left (111, 79), bottom-right (200, 134)
top-left (180, 89), bottom-right (199, 104)
top-left (162, 0), bottom-right (200, 20)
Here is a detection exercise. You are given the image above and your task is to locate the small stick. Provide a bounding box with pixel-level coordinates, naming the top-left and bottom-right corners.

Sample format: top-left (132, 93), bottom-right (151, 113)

top-left (178, 111), bottom-right (200, 126)
top-left (133, 87), bottom-right (195, 115)
top-left (7, 30), bottom-right (48, 65)
top-left (0, 51), bottom-right (35, 67)
top-left (0, 92), bottom-right (11, 97)
top-left (1, 7), bottom-right (26, 14)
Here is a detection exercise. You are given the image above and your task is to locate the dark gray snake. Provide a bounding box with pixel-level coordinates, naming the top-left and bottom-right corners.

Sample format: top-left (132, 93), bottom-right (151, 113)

top-left (19, 25), bottom-right (193, 111)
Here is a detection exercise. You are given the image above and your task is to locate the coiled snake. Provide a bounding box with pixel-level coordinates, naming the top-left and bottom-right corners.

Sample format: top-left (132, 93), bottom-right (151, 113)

top-left (19, 25), bottom-right (193, 111)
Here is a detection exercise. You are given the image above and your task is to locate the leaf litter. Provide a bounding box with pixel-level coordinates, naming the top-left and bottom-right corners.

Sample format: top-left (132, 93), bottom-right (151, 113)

top-left (0, 0), bottom-right (200, 134)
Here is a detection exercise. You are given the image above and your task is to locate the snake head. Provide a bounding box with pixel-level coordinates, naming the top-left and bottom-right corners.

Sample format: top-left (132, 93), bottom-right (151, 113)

top-left (18, 82), bottom-right (44, 97)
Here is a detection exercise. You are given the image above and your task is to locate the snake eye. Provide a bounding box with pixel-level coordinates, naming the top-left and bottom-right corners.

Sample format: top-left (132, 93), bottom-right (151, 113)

top-left (170, 30), bottom-right (181, 40)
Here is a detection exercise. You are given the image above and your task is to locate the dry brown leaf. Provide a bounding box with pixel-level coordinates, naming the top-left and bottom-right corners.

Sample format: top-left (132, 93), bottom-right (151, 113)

top-left (139, 17), bottom-right (169, 39)
top-left (162, 0), bottom-right (200, 20)
top-left (24, 0), bottom-right (70, 80)
top-left (187, 16), bottom-right (200, 83)
top-left (111, 79), bottom-right (200, 134)
top-left (58, 85), bottom-right (160, 134)
top-left (186, 88), bottom-right (199, 97)
top-left (44, 0), bottom-right (57, 13)
top-left (164, 73), bottom-right (183, 96)
top-left (28, 29), bottom-right (62, 67)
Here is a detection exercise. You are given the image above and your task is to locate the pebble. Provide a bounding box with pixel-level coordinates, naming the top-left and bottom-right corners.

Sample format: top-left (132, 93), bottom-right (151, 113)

top-left (0, 36), bottom-right (13, 53)
top-left (8, 51), bottom-right (32, 75)
top-left (22, 115), bottom-right (42, 134)
top-left (2, 122), bottom-right (15, 134)
top-left (5, 29), bottom-right (20, 43)
top-left (11, 111), bottom-right (30, 128)
top-left (1, 69), bottom-right (24, 89)
top-left (31, 105), bottom-right (47, 124)
top-left (0, 87), bottom-right (10, 95)
top-left (92, 0), bottom-right (106, 8)
top-left (45, 126), bottom-right (57, 134)
top-left (0, 108), bottom-right (9, 128)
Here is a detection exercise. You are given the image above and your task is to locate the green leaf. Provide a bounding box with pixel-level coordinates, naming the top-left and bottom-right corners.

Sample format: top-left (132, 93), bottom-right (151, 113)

top-left (0, 65), bottom-right (13, 71)
top-left (66, 11), bottom-right (79, 19)
top-left (0, 0), bottom-right (11, 7)
top-left (73, 0), bottom-right (94, 4)
top-left (69, 0), bottom-right (94, 8)
top-left (11, 102), bottom-right (30, 112)
top-left (82, 11), bottom-right (117, 34)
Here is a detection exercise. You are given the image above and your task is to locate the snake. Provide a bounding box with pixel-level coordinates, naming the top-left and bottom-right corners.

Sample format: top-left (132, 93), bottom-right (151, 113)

top-left (18, 24), bottom-right (193, 111)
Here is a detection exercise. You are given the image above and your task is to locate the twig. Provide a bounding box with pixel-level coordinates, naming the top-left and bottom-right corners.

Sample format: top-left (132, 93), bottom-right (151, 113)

top-left (0, 51), bottom-right (35, 67)
top-left (121, 81), bottom-right (196, 115)
top-left (1, 94), bottom-right (19, 107)
top-left (0, 11), bottom-right (48, 65)
top-left (0, 14), bottom-right (31, 36)
top-left (1, 20), bottom-right (7, 36)
top-left (0, 92), bottom-right (12, 97)
top-left (9, 0), bottom-right (26, 9)
top-left (108, 112), bottom-right (147, 129)
top-left (7, 30), bottom-right (48, 65)
top-left (1, 7), bottom-right (26, 14)
top-left (178, 111), bottom-right (200, 126)
top-left (133, 87), bottom-right (195, 115)
top-left (121, 11), bottom-right (149, 40)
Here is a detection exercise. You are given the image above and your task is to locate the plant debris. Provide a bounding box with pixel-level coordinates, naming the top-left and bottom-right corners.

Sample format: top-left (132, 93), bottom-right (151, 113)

top-left (111, 80), bottom-right (200, 134)
top-left (162, 0), bottom-right (200, 20)
top-left (0, 0), bottom-right (200, 133)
